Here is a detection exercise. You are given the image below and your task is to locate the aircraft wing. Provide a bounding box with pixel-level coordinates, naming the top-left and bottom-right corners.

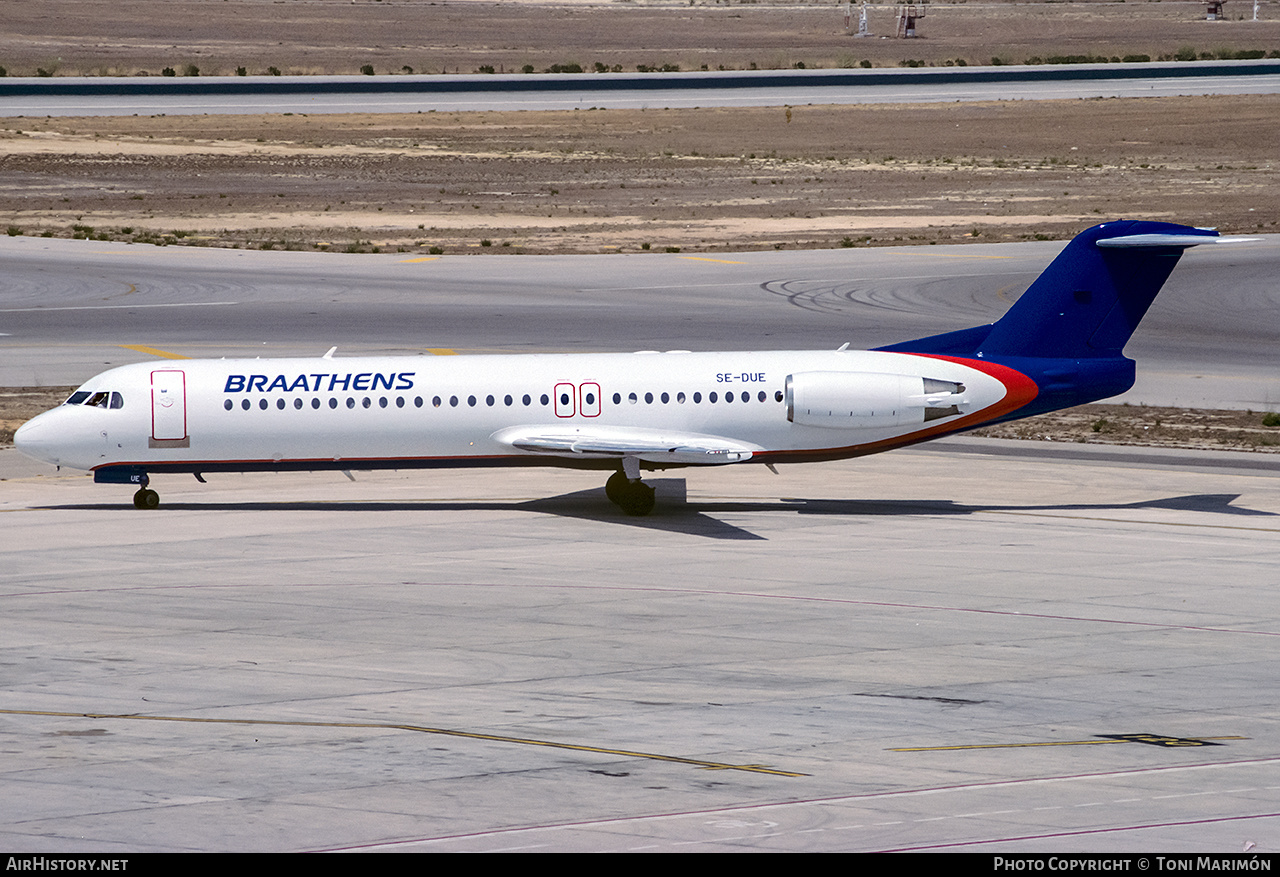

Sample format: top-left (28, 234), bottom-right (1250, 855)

top-left (491, 425), bottom-right (760, 465)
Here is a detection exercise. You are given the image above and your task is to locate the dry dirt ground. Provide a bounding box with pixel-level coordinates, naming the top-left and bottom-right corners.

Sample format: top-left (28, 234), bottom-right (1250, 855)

top-left (1, 1), bottom-right (1278, 252)
top-left (1, 95), bottom-right (1277, 254)
top-left (4, 387), bottom-right (1278, 452)
top-left (1, 0), bottom-right (1278, 77)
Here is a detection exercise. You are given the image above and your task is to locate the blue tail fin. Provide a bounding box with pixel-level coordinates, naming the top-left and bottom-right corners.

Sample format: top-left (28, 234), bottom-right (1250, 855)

top-left (979, 221), bottom-right (1217, 359)
top-left (880, 221), bottom-right (1218, 359)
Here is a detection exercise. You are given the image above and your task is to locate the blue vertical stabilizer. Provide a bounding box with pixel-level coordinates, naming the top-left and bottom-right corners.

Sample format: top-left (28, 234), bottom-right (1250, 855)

top-left (876, 220), bottom-right (1224, 421)
top-left (976, 221), bottom-right (1217, 359)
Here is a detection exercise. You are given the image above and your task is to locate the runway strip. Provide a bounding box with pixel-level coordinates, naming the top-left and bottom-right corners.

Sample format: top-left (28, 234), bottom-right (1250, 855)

top-left (2, 60), bottom-right (1278, 115)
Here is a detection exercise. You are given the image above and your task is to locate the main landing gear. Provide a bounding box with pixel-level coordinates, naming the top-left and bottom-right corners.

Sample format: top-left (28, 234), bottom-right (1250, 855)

top-left (605, 458), bottom-right (655, 517)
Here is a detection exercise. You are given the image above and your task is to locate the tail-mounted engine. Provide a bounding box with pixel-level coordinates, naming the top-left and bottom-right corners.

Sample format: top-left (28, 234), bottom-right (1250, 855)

top-left (785, 371), bottom-right (968, 428)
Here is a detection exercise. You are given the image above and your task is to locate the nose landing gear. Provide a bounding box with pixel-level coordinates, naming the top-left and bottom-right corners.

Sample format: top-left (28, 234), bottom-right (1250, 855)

top-left (131, 473), bottom-right (159, 509)
top-left (133, 488), bottom-right (160, 509)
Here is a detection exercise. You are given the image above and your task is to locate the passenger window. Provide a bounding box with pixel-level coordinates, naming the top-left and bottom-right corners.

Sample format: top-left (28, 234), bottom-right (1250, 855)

top-left (330, 398), bottom-right (338, 409)
top-left (504, 395), bottom-right (513, 406)
top-left (363, 397), bottom-right (372, 408)
top-left (259, 399), bottom-right (269, 410)
top-left (523, 394), bottom-right (532, 406)
top-left (313, 398), bottom-right (321, 409)
top-left (294, 398), bottom-right (303, 409)
top-left (486, 395), bottom-right (495, 406)
top-left (677, 392), bottom-right (686, 403)
top-left (277, 398), bottom-right (286, 410)
top-left (224, 399), bottom-right (233, 411)
top-left (242, 399), bottom-right (251, 410)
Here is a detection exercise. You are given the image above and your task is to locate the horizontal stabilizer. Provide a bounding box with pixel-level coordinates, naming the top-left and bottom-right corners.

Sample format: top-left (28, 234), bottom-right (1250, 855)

top-left (1096, 232), bottom-right (1255, 248)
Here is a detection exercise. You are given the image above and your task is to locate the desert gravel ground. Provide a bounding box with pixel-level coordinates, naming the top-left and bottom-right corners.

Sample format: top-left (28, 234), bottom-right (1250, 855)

top-left (1, 0), bottom-right (1277, 251)
top-left (1, 95), bottom-right (1276, 254)
top-left (1, 0), bottom-right (1278, 77)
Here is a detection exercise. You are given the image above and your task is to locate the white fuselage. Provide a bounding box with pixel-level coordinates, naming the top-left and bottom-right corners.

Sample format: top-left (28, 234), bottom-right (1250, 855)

top-left (15, 349), bottom-right (1030, 474)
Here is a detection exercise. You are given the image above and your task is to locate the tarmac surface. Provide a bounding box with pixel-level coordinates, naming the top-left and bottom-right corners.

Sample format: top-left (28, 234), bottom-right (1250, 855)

top-left (2, 439), bottom-right (1279, 852)
top-left (2, 234), bottom-right (1278, 410)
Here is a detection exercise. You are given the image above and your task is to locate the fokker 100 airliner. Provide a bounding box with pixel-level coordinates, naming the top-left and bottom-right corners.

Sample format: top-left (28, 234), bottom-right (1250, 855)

top-left (14, 221), bottom-right (1236, 515)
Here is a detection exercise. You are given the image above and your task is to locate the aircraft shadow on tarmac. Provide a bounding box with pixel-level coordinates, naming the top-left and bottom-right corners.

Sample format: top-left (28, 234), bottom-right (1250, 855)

top-left (41, 481), bottom-right (1274, 541)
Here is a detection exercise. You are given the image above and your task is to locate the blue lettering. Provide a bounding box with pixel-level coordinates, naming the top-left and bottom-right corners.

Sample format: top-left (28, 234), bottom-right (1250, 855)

top-left (224, 370), bottom-right (418, 395)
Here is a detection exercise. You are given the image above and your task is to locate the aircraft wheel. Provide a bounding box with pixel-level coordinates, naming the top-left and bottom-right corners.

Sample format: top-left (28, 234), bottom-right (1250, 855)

top-left (604, 470), bottom-right (628, 505)
top-left (133, 488), bottom-right (160, 510)
top-left (618, 481), bottom-right (656, 517)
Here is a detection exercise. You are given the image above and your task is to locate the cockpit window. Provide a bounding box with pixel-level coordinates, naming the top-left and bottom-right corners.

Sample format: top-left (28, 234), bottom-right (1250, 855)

top-left (69, 390), bottom-right (123, 409)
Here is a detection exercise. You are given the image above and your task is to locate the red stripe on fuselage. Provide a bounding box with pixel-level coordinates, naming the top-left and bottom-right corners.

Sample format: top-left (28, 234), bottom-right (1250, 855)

top-left (757, 354), bottom-right (1039, 464)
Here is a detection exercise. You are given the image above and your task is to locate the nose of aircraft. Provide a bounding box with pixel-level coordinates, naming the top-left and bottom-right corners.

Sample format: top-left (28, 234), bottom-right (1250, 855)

top-left (14, 411), bottom-right (59, 465)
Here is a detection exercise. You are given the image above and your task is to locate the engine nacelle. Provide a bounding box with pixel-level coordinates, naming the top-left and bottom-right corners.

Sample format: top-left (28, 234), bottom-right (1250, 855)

top-left (785, 371), bottom-right (967, 429)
